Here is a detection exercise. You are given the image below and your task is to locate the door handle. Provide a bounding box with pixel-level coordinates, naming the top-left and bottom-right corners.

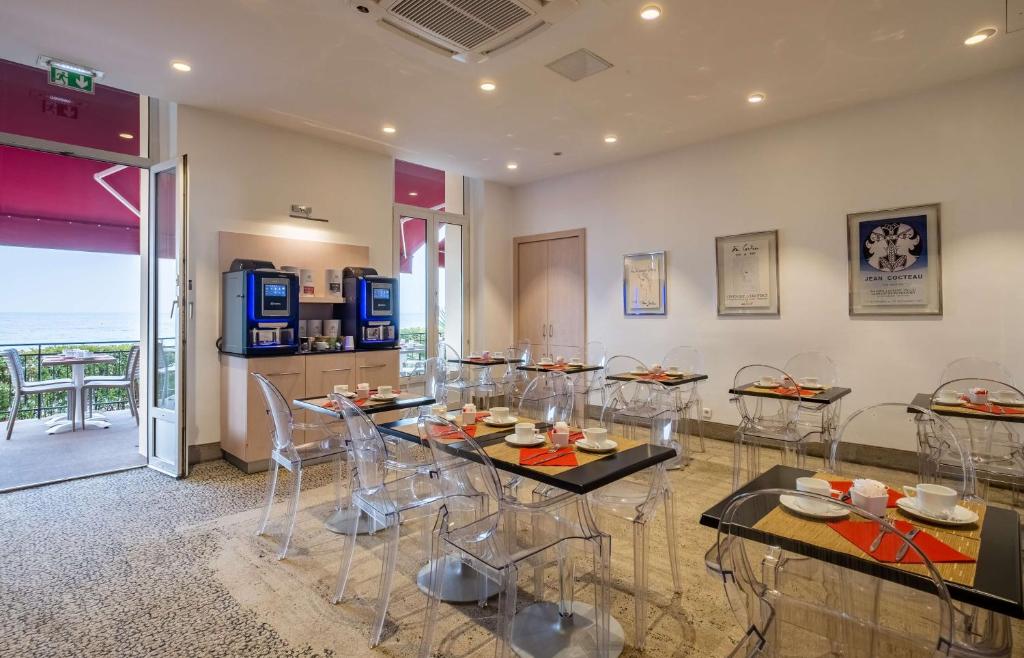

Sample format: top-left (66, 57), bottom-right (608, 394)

top-left (542, 325), bottom-right (546, 338)
top-left (187, 301), bottom-right (194, 320)
top-left (271, 372), bottom-right (302, 377)
top-left (549, 324), bottom-right (554, 338)
top-left (169, 299), bottom-right (178, 318)
top-left (323, 368), bottom-right (352, 373)
top-left (359, 364), bottom-right (386, 369)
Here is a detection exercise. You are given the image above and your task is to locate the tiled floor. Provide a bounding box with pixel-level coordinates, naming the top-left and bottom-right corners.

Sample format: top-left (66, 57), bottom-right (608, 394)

top-left (0, 409), bottom-right (145, 491)
top-left (0, 437), bottom-right (1020, 657)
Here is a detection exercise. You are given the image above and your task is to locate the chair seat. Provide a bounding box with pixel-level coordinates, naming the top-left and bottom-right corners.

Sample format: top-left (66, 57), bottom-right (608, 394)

top-left (83, 375), bottom-right (127, 384)
top-left (590, 478), bottom-right (658, 514)
top-left (442, 509), bottom-right (579, 572)
top-left (83, 378), bottom-right (130, 389)
top-left (271, 438), bottom-right (346, 468)
top-left (21, 380), bottom-right (75, 393)
top-left (353, 470), bottom-right (442, 523)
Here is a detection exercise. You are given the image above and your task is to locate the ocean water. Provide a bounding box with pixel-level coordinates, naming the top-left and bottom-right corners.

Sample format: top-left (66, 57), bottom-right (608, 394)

top-left (0, 312), bottom-right (142, 346)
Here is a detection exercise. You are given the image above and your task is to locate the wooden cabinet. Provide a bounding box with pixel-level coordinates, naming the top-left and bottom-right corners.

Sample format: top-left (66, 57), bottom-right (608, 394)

top-left (514, 230), bottom-right (586, 359)
top-left (220, 350), bottom-right (399, 473)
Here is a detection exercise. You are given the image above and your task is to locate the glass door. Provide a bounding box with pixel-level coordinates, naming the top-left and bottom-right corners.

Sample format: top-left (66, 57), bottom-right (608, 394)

top-left (146, 155), bottom-right (189, 476)
top-left (393, 205), bottom-right (468, 388)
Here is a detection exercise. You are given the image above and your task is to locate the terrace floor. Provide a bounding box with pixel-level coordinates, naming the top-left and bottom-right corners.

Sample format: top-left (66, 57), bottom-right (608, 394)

top-left (0, 410), bottom-right (145, 491)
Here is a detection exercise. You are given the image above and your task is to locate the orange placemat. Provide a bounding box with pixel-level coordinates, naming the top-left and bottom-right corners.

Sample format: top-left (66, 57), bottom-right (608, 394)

top-left (828, 519), bottom-right (974, 564)
top-left (484, 435), bottom-right (645, 475)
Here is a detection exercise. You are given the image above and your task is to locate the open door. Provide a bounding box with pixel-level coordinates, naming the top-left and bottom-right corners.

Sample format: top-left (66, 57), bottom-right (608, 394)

top-left (146, 155), bottom-right (189, 476)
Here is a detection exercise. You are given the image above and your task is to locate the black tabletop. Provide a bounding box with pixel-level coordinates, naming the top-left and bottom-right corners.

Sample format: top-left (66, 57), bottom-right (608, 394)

top-left (295, 394), bottom-right (435, 417)
top-left (605, 372), bottom-right (709, 387)
top-left (517, 364), bottom-right (604, 374)
top-left (730, 383), bottom-right (852, 404)
top-left (378, 417), bottom-right (676, 496)
top-left (700, 464), bottom-right (1023, 618)
top-left (449, 357), bottom-right (520, 366)
top-left (910, 393), bottom-right (1024, 425)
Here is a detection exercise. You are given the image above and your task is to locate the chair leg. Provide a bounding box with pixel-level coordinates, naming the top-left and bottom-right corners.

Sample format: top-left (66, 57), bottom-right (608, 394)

top-left (256, 462), bottom-right (280, 536)
top-left (494, 565), bottom-right (519, 658)
top-left (370, 513), bottom-right (401, 647)
top-left (127, 386), bottom-right (138, 422)
top-left (418, 527), bottom-right (446, 658)
top-left (278, 465), bottom-right (303, 560)
top-left (332, 501), bottom-right (362, 604)
top-left (593, 533), bottom-right (612, 658)
top-left (5, 394), bottom-right (20, 440)
top-left (732, 430), bottom-right (744, 490)
top-left (633, 519), bottom-right (651, 650)
top-left (696, 397), bottom-right (706, 452)
top-left (663, 488), bottom-right (683, 594)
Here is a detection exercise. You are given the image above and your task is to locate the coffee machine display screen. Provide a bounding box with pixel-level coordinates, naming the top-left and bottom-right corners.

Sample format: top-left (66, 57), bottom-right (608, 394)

top-left (370, 284), bottom-right (392, 315)
top-left (259, 278), bottom-right (290, 315)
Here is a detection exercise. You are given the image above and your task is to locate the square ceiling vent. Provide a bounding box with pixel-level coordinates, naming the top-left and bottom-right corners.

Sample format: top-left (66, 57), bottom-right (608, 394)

top-left (546, 48), bottom-right (613, 81)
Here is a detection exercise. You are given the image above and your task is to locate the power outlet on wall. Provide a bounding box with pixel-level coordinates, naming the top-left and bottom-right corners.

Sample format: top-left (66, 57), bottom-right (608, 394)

top-left (702, 407), bottom-right (712, 420)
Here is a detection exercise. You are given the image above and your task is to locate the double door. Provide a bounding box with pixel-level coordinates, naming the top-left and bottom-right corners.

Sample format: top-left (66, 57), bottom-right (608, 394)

top-left (515, 230), bottom-right (586, 360)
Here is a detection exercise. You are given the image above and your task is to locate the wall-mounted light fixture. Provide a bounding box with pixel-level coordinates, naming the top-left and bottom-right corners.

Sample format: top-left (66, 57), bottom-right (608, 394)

top-left (289, 204), bottom-right (328, 222)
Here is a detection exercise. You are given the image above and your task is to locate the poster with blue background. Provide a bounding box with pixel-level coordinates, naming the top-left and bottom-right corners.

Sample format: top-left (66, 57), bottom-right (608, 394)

top-left (857, 214), bottom-right (929, 306)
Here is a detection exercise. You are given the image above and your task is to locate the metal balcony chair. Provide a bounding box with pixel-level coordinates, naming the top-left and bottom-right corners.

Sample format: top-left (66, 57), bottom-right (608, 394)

top-left (83, 344), bottom-right (141, 424)
top-left (3, 348), bottom-right (77, 440)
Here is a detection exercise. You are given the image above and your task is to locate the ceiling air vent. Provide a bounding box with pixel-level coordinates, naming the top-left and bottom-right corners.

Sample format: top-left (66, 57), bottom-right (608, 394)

top-left (546, 48), bottom-right (612, 82)
top-left (354, 0), bottom-right (579, 62)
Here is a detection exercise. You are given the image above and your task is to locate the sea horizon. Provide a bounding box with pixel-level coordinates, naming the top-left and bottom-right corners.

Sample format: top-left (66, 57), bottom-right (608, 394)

top-left (0, 311), bottom-right (145, 346)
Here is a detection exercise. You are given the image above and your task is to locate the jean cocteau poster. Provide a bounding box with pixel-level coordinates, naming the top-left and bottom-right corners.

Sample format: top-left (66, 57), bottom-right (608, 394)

top-left (847, 203), bottom-right (942, 315)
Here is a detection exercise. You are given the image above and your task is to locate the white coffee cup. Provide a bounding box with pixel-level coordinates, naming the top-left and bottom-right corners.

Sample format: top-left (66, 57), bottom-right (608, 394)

top-left (489, 406), bottom-right (510, 422)
top-left (515, 422), bottom-right (536, 440)
top-left (902, 483), bottom-right (958, 518)
top-left (555, 355), bottom-right (566, 364)
top-left (582, 427), bottom-right (610, 448)
top-left (649, 362), bottom-right (663, 374)
top-left (377, 385), bottom-right (393, 396)
top-left (356, 382), bottom-right (370, 399)
top-left (666, 366), bottom-right (681, 375)
top-left (800, 376), bottom-right (820, 387)
top-left (481, 350), bottom-right (491, 359)
top-left (569, 356), bottom-right (583, 365)
top-left (795, 477), bottom-right (833, 514)
top-left (333, 384), bottom-right (350, 395)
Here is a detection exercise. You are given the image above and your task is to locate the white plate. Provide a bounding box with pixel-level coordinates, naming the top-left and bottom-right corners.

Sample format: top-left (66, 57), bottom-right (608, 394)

top-left (575, 438), bottom-right (618, 453)
top-left (537, 361), bottom-right (554, 366)
top-left (370, 393), bottom-right (399, 401)
top-left (990, 396), bottom-right (1024, 407)
top-left (334, 391), bottom-right (357, 399)
top-left (505, 434), bottom-right (546, 447)
top-left (933, 398), bottom-right (966, 406)
top-left (895, 497), bottom-right (979, 526)
top-left (631, 368), bottom-right (649, 375)
top-left (799, 382), bottom-right (826, 390)
top-left (482, 415), bottom-right (518, 427)
top-left (779, 494), bottom-right (849, 520)
top-left (752, 383), bottom-right (780, 389)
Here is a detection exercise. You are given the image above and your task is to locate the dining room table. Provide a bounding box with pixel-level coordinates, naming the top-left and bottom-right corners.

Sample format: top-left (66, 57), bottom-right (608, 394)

top-left (378, 410), bottom-right (676, 657)
top-left (40, 352), bottom-right (117, 434)
top-left (908, 392), bottom-right (1024, 424)
top-left (700, 464), bottom-right (1024, 620)
top-left (295, 390), bottom-right (435, 536)
top-left (606, 370), bottom-right (708, 387)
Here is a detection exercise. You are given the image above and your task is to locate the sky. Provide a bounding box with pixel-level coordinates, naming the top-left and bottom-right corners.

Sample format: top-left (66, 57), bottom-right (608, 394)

top-left (1, 245), bottom-right (140, 313)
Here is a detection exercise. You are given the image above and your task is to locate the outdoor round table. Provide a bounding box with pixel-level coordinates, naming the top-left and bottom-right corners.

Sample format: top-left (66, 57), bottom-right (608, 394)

top-left (40, 353), bottom-right (117, 434)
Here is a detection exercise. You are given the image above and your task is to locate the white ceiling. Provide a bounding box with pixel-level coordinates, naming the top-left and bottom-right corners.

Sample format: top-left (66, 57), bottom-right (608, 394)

top-left (1, 0), bottom-right (1022, 184)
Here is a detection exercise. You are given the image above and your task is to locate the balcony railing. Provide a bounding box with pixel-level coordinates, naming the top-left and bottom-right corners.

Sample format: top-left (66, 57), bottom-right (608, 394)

top-left (0, 341), bottom-right (138, 422)
top-left (399, 331), bottom-right (427, 378)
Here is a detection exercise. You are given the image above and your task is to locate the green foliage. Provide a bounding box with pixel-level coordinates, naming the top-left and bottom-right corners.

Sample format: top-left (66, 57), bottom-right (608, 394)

top-left (0, 343), bottom-right (137, 422)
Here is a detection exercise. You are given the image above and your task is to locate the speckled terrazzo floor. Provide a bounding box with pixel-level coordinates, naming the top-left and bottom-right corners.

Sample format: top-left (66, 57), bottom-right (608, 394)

top-left (1, 438), bottom-right (1021, 657)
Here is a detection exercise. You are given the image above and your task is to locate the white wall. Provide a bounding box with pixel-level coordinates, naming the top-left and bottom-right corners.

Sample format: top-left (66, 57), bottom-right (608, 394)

top-left (176, 106), bottom-right (393, 446)
top-left (507, 66), bottom-right (1024, 451)
top-left (470, 178), bottom-right (515, 351)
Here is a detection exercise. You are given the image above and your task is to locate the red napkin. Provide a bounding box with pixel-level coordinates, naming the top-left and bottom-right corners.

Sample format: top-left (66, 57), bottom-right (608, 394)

top-left (519, 447), bottom-right (578, 467)
top-left (546, 429), bottom-right (585, 443)
top-left (637, 373), bottom-right (671, 382)
top-left (431, 425), bottom-right (477, 441)
top-left (829, 481), bottom-right (902, 508)
top-left (827, 519), bottom-right (975, 564)
top-left (320, 399), bottom-right (340, 410)
top-left (962, 402), bottom-right (1024, 415)
top-left (773, 386), bottom-right (820, 397)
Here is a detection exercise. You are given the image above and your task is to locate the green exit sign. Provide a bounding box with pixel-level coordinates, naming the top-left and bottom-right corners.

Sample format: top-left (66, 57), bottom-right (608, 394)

top-left (48, 65), bottom-right (95, 94)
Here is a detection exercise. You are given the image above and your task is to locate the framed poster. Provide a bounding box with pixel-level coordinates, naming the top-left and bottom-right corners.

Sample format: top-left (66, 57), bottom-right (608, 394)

top-left (847, 203), bottom-right (942, 316)
top-left (715, 230), bottom-right (779, 316)
top-left (623, 251), bottom-right (666, 316)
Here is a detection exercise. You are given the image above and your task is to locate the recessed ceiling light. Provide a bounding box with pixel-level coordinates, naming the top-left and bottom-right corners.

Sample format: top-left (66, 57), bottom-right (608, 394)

top-left (118, 133), bottom-right (134, 140)
top-left (640, 4), bottom-right (662, 21)
top-left (747, 92), bottom-right (766, 104)
top-left (604, 134), bottom-right (618, 144)
top-left (381, 125), bottom-right (397, 134)
top-left (506, 162), bottom-right (518, 170)
top-left (964, 27), bottom-right (997, 46)
top-left (479, 81), bottom-right (497, 92)
top-left (170, 61), bottom-right (192, 72)
top-left (408, 191), bottom-right (418, 197)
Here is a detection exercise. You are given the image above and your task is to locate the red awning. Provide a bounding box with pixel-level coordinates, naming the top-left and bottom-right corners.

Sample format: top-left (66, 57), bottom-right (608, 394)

top-left (0, 145), bottom-right (141, 255)
top-left (398, 217), bottom-right (446, 274)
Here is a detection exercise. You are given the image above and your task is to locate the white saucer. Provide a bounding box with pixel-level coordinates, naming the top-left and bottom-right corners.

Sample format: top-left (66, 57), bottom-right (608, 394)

top-left (631, 369), bottom-right (649, 375)
top-left (799, 383), bottom-right (826, 390)
top-left (575, 438), bottom-right (618, 453)
top-left (537, 361), bottom-right (555, 366)
top-left (991, 396), bottom-right (1024, 407)
top-left (482, 415), bottom-right (518, 427)
top-left (370, 393), bottom-right (399, 401)
top-left (895, 497), bottom-right (979, 526)
top-left (505, 434), bottom-right (546, 447)
top-left (779, 494), bottom-right (849, 520)
top-left (334, 391), bottom-right (357, 399)
top-left (753, 383), bottom-right (780, 389)
top-left (933, 398), bottom-right (966, 407)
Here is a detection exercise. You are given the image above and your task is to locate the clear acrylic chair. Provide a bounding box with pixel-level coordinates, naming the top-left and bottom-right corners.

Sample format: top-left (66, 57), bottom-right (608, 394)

top-left (731, 364), bottom-right (804, 490)
top-left (710, 488), bottom-right (956, 657)
top-left (784, 351), bottom-right (841, 465)
top-left (514, 371), bottom-right (574, 425)
top-left (929, 379), bottom-right (1023, 503)
top-left (602, 355), bottom-right (682, 467)
top-left (3, 348), bottom-right (78, 438)
top-left (576, 340), bottom-right (607, 426)
top-left (251, 373), bottom-right (346, 560)
top-left (496, 341), bottom-right (531, 403)
top-left (331, 394), bottom-right (445, 648)
top-left (940, 358), bottom-right (1014, 385)
top-left (416, 412), bottom-right (612, 658)
top-left (662, 345), bottom-right (706, 453)
top-left (832, 403), bottom-right (1011, 657)
top-left (442, 342), bottom-right (500, 407)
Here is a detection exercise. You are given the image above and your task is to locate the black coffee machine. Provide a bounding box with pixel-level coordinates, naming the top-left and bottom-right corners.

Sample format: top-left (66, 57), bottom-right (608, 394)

top-left (341, 267), bottom-right (399, 350)
top-left (220, 259), bottom-right (300, 356)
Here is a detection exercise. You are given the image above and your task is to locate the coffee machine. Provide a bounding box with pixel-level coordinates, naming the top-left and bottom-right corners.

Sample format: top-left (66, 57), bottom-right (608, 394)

top-left (220, 259), bottom-right (300, 356)
top-left (341, 266), bottom-right (399, 350)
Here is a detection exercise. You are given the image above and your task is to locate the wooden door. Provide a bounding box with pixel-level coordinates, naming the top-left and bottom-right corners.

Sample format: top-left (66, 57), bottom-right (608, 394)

top-left (515, 239), bottom-right (549, 355)
top-left (545, 235), bottom-right (585, 357)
